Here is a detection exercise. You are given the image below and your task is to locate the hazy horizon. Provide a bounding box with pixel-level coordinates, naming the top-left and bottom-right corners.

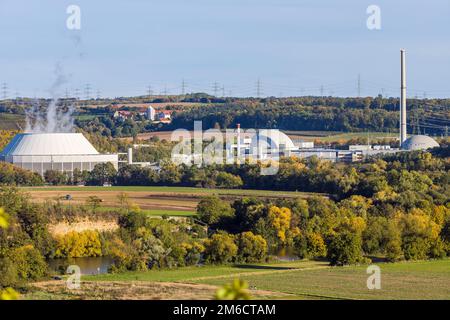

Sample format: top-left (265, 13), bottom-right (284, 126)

top-left (0, 0), bottom-right (449, 99)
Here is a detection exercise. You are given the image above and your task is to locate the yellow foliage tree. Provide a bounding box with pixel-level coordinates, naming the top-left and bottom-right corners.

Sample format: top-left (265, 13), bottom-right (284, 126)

top-left (268, 206), bottom-right (292, 244)
top-left (54, 230), bottom-right (102, 258)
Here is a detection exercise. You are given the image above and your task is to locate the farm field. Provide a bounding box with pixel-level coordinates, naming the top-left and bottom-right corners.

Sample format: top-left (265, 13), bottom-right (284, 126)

top-left (0, 113), bottom-right (25, 130)
top-left (26, 259), bottom-right (450, 300)
top-left (286, 131), bottom-right (398, 142)
top-left (23, 186), bottom-right (322, 214)
top-left (128, 130), bottom-right (398, 144)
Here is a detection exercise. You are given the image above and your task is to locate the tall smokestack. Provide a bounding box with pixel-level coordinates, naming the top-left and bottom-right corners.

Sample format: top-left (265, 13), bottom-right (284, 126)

top-left (400, 49), bottom-right (407, 147)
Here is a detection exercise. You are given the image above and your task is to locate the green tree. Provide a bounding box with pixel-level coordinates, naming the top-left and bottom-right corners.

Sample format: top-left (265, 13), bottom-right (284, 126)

top-left (196, 196), bottom-right (235, 225)
top-left (327, 232), bottom-right (364, 266)
top-left (87, 162), bottom-right (117, 186)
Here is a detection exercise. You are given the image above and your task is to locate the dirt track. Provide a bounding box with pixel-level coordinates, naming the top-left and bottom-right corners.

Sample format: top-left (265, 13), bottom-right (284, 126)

top-left (29, 280), bottom-right (290, 300)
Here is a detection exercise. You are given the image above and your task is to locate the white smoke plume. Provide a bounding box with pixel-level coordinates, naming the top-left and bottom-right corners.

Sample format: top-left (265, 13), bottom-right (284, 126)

top-left (25, 63), bottom-right (75, 133)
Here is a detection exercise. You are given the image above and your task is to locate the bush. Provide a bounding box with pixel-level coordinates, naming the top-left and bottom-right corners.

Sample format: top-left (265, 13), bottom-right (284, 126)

top-left (235, 231), bottom-right (267, 263)
top-left (204, 232), bottom-right (237, 264)
top-left (0, 257), bottom-right (19, 287)
top-left (327, 232), bottom-right (364, 266)
top-left (182, 242), bottom-right (205, 266)
top-left (54, 230), bottom-right (102, 258)
top-left (108, 237), bottom-right (141, 273)
top-left (133, 227), bottom-right (168, 269)
top-left (7, 245), bottom-right (47, 281)
top-left (216, 172), bottom-right (243, 189)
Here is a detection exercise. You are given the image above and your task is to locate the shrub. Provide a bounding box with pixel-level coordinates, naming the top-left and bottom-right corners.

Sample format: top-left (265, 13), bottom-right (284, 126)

top-left (204, 232), bottom-right (238, 264)
top-left (216, 172), bottom-right (243, 189)
top-left (235, 231), bottom-right (267, 263)
top-left (7, 245), bottom-right (47, 280)
top-left (133, 227), bottom-right (168, 269)
top-left (183, 242), bottom-right (205, 266)
top-left (54, 230), bottom-right (102, 258)
top-left (0, 257), bottom-right (19, 287)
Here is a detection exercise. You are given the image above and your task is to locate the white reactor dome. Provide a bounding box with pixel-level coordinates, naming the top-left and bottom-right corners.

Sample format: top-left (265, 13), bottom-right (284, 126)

top-left (401, 135), bottom-right (440, 151)
top-left (0, 133), bottom-right (100, 156)
top-left (249, 129), bottom-right (296, 151)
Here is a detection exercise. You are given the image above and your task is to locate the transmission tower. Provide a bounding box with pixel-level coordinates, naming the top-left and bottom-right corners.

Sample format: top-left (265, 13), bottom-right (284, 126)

top-left (1, 82), bottom-right (8, 99)
top-left (320, 85), bottom-right (324, 97)
top-left (181, 79), bottom-right (187, 95)
top-left (147, 85), bottom-right (153, 96)
top-left (84, 84), bottom-right (91, 100)
top-left (212, 82), bottom-right (220, 97)
top-left (256, 78), bottom-right (262, 98)
top-left (74, 88), bottom-right (80, 100)
top-left (96, 89), bottom-right (101, 100)
top-left (357, 74), bottom-right (361, 97)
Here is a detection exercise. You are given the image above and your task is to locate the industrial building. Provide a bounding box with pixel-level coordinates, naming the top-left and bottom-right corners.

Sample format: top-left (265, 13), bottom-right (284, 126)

top-left (0, 133), bottom-right (118, 176)
top-left (228, 49), bottom-right (440, 163)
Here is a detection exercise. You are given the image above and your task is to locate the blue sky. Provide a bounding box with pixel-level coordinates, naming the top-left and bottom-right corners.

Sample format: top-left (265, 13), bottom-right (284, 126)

top-left (0, 0), bottom-right (449, 98)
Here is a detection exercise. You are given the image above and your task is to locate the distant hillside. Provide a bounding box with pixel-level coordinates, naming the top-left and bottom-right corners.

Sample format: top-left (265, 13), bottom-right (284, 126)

top-left (0, 113), bottom-right (25, 130)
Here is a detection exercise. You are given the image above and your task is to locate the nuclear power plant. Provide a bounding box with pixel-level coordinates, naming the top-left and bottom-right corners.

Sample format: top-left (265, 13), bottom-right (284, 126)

top-left (0, 50), bottom-right (441, 175)
top-left (0, 133), bottom-right (118, 176)
top-left (228, 49), bottom-right (439, 162)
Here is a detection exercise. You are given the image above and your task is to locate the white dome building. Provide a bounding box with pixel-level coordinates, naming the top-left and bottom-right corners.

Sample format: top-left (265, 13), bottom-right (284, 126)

top-left (401, 135), bottom-right (440, 151)
top-left (0, 133), bottom-right (118, 176)
top-left (247, 129), bottom-right (297, 159)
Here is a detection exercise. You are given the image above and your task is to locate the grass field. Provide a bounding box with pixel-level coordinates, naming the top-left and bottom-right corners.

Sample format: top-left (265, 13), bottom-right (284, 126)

top-left (286, 131), bottom-right (397, 142)
top-left (81, 259), bottom-right (450, 300)
top-left (23, 185), bottom-right (320, 197)
top-left (24, 186), bottom-right (321, 215)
